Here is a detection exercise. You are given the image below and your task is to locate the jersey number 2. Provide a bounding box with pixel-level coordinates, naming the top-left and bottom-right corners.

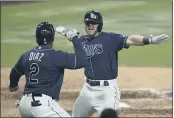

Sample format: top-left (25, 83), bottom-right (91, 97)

top-left (29, 63), bottom-right (39, 84)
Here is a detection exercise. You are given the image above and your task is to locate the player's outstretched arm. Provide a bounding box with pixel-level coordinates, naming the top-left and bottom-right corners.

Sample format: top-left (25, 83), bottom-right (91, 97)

top-left (54, 50), bottom-right (85, 70)
top-left (126, 34), bottom-right (169, 46)
top-left (65, 36), bottom-right (86, 69)
top-left (54, 26), bottom-right (86, 69)
top-left (9, 55), bottom-right (24, 92)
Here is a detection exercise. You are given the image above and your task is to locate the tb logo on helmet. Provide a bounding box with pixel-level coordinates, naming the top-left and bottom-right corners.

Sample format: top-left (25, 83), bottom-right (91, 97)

top-left (90, 13), bottom-right (97, 19)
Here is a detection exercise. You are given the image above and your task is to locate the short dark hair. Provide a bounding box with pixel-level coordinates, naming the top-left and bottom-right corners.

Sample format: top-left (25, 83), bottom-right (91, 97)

top-left (100, 108), bottom-right (118, 118)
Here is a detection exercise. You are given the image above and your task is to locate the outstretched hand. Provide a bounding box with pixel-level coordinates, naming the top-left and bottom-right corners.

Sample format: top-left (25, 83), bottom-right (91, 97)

top-left (150, 34), bottom-right (169, 44)
top-left (55, 26), bottom-right (80, 41)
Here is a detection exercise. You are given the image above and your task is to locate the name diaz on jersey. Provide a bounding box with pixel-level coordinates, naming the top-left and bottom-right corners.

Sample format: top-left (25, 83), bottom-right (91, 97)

top-left (29, 52), bottom-right (44, 61)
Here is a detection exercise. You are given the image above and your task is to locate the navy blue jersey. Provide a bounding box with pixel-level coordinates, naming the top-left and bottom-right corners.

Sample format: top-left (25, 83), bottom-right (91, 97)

top-left (9, 38), bottom-right (85, 100)
top-left (80, 32), bottom-right (128, 80)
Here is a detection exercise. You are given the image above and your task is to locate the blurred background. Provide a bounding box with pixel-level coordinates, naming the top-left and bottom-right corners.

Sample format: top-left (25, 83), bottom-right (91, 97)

top-left (1, 0), bottom-right (172, 67)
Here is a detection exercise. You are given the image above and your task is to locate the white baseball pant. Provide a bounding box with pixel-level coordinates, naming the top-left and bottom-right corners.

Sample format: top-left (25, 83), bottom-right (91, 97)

top-left (72, 78), bottom-right (120, 117)
top-left (18, 93), bottom-right (70, 117)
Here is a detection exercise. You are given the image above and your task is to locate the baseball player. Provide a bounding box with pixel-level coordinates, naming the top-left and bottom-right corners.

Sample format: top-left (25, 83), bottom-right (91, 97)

top-left (8, 21), bottom-right (85, 117)
top-left (56, 10), bottom-right (169, 117)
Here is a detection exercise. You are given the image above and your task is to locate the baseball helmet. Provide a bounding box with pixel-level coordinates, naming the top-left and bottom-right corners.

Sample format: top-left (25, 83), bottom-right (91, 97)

top-left (84, 10), bottom-right (103, 32)
top-left (100, 108), bottom-right (118, 118)
top-left (35, 22), bottom-right (55, 45)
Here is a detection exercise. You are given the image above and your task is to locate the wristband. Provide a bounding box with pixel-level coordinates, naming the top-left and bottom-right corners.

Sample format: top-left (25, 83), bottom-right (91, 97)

top-left (143, 38), bottom-right (150, 45)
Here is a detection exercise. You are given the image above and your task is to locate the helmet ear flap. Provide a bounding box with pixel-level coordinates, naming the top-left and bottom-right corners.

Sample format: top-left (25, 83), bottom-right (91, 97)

top-left (97, 23), bottom-right (103, 32)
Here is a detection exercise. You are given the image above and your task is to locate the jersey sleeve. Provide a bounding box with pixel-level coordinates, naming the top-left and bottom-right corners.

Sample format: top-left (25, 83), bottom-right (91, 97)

top-left (9, 54), bottom-right (24, 88)
top-left (13, 54), bottom-right (25, 75)
top-left (54, 51), bottom-right (75, 69)
top-left (54, 51), bottom-right (84, 69)
top-left (54, 36), bottom-right (86, 69)
top-left (110, 32), bottom-right (129, 51)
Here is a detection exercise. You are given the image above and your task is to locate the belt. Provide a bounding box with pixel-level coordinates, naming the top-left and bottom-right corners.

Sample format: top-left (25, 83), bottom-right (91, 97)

top-left (23, 93), bottom-right (55, 99)
top-left (86, 79), bottom-right (109, 86)
top-left (23, 93), bottom-right (42, 97)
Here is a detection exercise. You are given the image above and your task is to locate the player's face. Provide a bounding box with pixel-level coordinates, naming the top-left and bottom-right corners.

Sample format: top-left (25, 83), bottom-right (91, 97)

top-left (85, 21), bottom-right (99, 36)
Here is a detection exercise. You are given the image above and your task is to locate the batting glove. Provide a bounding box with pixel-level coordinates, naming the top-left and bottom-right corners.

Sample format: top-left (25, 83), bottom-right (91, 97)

top-left (149, 34), bottom-right (169, 44)
top-left (15, 100), bottom-right (21, 107)
top-left (55, 26), bottom-right (79, 41)
top-left (55, 26), bottom-right (67, 36)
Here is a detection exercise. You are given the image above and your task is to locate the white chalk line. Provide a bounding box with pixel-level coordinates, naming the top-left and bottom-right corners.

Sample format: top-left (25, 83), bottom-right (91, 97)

top-left (149, 88), bottom-right (172, 101)
top-left (119, 102), bottom-right (130, 108)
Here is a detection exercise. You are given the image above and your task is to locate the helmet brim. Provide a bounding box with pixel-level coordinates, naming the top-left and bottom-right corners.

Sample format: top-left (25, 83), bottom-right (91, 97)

top-left (84, 19), bottom-right (102, 24)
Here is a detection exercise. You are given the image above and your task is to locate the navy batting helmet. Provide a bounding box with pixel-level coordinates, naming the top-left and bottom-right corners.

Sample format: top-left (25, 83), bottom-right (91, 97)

top-left (35, 22), bottom-right (55, 45)
top-left (100, 108), bottom-right (118, 118)
top-left (84, 10), bottom-right (103, 32)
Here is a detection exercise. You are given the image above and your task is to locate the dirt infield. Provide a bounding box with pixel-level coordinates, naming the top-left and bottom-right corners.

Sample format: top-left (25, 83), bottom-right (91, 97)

top-left (1, 67), bottom-right (172, 117)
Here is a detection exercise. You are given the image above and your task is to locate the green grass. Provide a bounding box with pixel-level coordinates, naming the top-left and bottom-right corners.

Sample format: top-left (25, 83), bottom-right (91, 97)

top-left (1, 1), bottom-right (172, 67)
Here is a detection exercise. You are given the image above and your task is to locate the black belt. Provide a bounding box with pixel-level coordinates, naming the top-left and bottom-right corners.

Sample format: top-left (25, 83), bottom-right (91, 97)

top-left (86, 79), bottom-right (109, 86)
top-left (24, 93), bottom-right (56, 100)
top-left (23, 93), bottom-right (55, 99)
top-left (23, 93), bottom-right (42, 97)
